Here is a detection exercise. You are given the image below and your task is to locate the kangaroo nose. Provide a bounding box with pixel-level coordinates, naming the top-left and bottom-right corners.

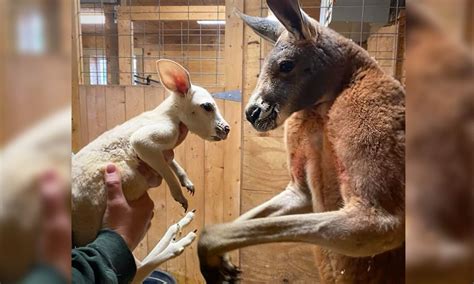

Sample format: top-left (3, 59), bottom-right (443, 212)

top-left (224, 125), bottom-right (230, 134)
top-left (246, 105), bottom-right (261, 124)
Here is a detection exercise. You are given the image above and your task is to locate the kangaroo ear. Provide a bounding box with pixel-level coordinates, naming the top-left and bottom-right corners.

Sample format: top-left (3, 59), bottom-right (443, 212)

top-left (235, 9), bottom-right (283, 44)
top-left (156, 59), bottom-right (191, 96)
top-left (266, 0), bottom-right (315, 40)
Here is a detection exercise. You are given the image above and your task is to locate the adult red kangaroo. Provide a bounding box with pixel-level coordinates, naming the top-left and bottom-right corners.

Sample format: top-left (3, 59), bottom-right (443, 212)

top-left (198, 0), bottom-right (405, 283)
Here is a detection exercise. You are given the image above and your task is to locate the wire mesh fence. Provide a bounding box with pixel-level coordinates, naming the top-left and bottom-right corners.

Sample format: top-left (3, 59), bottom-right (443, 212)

top-left (78, 0), bottom-right (226, 88)
top-left (77, 0), bottom-right (405, 87)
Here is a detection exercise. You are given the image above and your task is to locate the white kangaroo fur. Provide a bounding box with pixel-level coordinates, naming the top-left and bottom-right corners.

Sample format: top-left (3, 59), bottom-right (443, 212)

top-left (132, 211), bottom-right (196, 283)
top-left (0, 109), bottom-right (71, 282)
top-left (72, 59), bottom-right (229, 282)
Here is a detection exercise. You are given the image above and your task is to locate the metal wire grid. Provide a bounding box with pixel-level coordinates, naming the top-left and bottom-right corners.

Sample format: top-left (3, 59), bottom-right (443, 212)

top-left (78, 0), bottom-right (225, 87)
top-left (78, 0), bottom-right (405, 86)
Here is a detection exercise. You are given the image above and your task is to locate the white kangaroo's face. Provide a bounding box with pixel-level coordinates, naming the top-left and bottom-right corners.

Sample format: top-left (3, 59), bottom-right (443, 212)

top-left (156, 59), bottom-right (230, 141)
top-left (183, 85), bottom-right (229, 141)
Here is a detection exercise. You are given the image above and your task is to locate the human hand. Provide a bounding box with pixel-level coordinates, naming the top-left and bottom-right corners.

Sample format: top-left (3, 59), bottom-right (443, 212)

top-left (103, 164), bottom-right (154, 251)
top-left (38, 170), bottom-right (71, 281)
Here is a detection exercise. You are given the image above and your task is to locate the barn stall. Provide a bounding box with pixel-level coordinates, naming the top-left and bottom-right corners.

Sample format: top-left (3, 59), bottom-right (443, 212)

top-left (72, 0), bottom-right (406, 282)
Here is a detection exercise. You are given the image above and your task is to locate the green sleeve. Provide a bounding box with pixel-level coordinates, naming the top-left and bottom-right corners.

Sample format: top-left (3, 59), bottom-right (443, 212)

top-left (21, 265), bottom-right (67, 284)
top-left (72, 229), bottom-right (137, 284)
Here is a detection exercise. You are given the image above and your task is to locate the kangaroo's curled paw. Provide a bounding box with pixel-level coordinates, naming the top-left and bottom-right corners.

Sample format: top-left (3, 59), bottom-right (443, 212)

top-left (199, 255), bottom-right (241, 284)
top-left (198, 235), bottom-right (241, 284)
top-left (185, 182), bottom-right (195, 196)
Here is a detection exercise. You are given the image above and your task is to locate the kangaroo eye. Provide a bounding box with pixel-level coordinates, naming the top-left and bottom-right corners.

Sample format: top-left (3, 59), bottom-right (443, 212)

top-left (279, 60), bottom-right (295, 73)
top-left (201, 103), bottom-right (214, 112)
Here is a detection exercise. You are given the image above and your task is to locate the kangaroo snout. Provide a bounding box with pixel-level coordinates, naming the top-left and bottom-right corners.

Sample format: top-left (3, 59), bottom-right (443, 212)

top-left (246, 104), bottom-right (261, 124)
top-left (214, 124), bottom-right (230, 141)
top-left (245, 102), bottom-right (279, 132)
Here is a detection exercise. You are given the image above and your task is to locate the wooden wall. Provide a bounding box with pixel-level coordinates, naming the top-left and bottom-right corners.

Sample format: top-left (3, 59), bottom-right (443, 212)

top-left (237, 1), bottom-right (322, 283)
top-left (73, 85), bottom-right (241, 283)
top-left (1, 0), bottom-right (72, 146)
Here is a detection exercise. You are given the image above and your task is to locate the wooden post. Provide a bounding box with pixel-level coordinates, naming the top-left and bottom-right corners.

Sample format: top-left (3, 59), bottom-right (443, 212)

top-left (0, 0), bottom-right (6, 146)
top-left (105, 6), bottom-right (119, 85)
top-left (72, 0), bottom-right (82, 152)
top-left (395, 10), bottom-right (406, 83)
top-left (466, 0), bottom-right (473, 45)
top-left (239, 1), bottom-right (321, 281)
top-left (118, 17), bottom-right (133, 85)
top-left (117, 6), bottom-right (226, 21)
top-left (222, 0), bottom-right (244, 267)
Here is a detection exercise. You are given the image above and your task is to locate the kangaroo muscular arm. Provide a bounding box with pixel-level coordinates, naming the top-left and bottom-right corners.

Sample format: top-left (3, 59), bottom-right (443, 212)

top-left (236, 183), bottom-right (313, 222)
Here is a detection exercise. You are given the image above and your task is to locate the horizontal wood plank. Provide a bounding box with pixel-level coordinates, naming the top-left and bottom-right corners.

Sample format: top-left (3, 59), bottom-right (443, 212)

top-left (118, 6), bottom-right (226, 21)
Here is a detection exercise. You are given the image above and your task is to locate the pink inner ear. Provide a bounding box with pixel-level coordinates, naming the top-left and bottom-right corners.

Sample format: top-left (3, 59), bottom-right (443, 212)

top-left (173, 73), bottom-right (189, 94)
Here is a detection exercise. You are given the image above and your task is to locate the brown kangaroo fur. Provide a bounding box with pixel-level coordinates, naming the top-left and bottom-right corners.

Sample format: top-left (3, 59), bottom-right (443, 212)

top-left (198, 0), bottom-right (405, 283)
top-left (405, 2), bottom-right (473, 283)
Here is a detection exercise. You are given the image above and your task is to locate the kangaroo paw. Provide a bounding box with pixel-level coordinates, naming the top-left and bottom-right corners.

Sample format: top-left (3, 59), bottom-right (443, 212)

top-left (200, 255), bottom-right (242, 284)
top-left (165, 231), bottom-right (197, 258)
top-left (180, 179), bottom-right (195, 196)
top-left (180, 199), bottom-right (188, 212)
top-left (175, 230), bottom-right (197, 248)
top-left (173, 195), bottom-right (188, 212)
top-left (186, 184), bottom-right (195, 196)
top-left (177, 210), bottom-right (195, 228)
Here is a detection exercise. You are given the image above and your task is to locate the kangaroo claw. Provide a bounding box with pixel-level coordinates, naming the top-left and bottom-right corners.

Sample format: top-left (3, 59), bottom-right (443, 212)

top-left (186, 184), bottom-right (195, 196)
top-left (181, 202), bottom-right (188, 212)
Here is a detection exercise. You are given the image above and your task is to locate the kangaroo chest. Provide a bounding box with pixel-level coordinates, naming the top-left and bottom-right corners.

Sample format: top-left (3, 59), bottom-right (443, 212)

top-left (285, 108), bottom-right (343, 213)
top-left (285, 109), bottom-right (405, 284)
